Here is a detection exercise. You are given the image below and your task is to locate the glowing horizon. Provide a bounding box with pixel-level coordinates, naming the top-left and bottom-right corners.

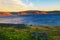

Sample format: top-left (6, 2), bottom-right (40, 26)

top-left (0, 0), bottom-right (60, 12)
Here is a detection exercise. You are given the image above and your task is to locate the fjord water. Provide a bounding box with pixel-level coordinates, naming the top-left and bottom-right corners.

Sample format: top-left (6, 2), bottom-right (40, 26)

top-left (0, 13), bottom-right (60, 26)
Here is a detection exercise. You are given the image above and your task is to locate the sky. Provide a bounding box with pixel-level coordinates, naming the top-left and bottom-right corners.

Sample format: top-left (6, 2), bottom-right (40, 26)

top-left (0, 0), bottom-right (60, 12)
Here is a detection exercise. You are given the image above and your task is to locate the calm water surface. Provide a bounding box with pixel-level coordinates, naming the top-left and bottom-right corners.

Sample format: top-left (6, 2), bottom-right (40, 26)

top-left (0, 13), bottom-right (60, 26)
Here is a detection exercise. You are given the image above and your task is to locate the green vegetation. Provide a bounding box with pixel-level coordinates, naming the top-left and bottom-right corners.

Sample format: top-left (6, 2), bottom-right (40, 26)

top-left (0, 24), bottom-right (60, 40)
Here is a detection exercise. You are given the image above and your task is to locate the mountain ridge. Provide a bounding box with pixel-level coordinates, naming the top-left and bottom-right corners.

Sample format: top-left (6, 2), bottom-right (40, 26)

top-left (0, 10), bottom-right (60, 16)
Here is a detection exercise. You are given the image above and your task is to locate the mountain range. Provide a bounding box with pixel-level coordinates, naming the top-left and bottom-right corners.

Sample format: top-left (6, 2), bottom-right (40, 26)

top-left (0, 10), bottom-right (60, 16)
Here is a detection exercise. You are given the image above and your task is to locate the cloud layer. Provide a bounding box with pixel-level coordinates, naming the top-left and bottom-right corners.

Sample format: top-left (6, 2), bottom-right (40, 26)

top-left (0, 0), bottom-right (31, 12)
top-left (0, 0), bottom-right (60, 12)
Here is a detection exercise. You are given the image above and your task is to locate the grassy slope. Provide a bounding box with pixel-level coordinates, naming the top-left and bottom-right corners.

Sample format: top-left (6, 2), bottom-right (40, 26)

top-left (0, 24), bottom-right (60, 40)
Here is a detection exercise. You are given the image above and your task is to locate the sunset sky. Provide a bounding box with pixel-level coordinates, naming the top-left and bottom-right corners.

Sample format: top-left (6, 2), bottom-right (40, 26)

top-left (0, 0), bottom-right (60, 12)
